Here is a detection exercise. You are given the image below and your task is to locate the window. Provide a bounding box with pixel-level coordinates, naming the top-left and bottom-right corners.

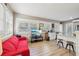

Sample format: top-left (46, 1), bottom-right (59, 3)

top-left (0, 4), bottom-right (13, 39)
top-left (0, 4), bottom-right (4, 36)
top-left (4, 5), bottom-right (13, 35)
top-left (63, 23), bottom-right (73, 37)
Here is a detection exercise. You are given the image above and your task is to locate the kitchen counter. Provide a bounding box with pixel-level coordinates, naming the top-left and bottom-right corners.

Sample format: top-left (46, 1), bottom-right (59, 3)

top-left (48, 32), bottom-right (56, 40)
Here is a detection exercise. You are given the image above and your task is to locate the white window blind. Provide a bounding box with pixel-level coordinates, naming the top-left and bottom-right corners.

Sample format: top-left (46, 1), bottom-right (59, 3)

top-left (0, 4), bottom-right (4, 36)
top-left (0, 4), bottom-right (13, 40)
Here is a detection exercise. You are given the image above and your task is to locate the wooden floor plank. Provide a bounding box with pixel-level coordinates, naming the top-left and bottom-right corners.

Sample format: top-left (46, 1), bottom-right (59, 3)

top-left (29, 40), bottom-right (76, 56)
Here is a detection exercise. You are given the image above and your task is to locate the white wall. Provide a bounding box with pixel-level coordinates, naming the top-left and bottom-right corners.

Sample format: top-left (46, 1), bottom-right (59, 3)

top-left (15, 18), bottom-right (52, 40)
top-left (15, 17), bottom-right (62, 40)
top-left (54, 23), bottom-right (63, 32)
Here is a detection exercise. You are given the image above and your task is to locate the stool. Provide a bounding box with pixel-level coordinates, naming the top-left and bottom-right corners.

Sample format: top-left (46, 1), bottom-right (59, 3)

top-left (57, 39), bottom-right (64, 48)
top-left (65, 41), bottom-right (75, 52)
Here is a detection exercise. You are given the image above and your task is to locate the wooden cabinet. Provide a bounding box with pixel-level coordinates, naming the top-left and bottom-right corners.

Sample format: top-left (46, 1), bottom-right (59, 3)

top-left (45, 32), bottom-right (49, 41)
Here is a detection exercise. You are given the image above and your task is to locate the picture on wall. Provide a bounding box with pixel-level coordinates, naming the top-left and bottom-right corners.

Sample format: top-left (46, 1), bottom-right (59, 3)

top-left (19, 22), bottom-right (28, 32)
top-left (39, 23), bottom-right (44, 30)
top-left (30, 23), bottom-right (37, 30)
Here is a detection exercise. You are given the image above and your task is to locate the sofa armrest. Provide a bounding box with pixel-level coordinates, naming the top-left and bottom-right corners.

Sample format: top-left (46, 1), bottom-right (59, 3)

top-left (0, 39), bottom-right (3, 55)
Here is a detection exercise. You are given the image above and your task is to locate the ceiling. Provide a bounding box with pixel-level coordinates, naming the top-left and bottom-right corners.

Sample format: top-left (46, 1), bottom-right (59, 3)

top-left (8, 3), bottom-right (79, 21)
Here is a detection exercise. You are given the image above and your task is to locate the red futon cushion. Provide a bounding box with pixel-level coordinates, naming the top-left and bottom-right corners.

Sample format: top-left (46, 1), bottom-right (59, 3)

top-left (2, 35), bottom-right (30, 56)
top-left (2, 36), bottom-right (19, 52)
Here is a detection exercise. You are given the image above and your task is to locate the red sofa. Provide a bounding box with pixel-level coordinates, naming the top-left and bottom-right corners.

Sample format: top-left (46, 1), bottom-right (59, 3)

top-left (1, 35), bottom-right (30, 56)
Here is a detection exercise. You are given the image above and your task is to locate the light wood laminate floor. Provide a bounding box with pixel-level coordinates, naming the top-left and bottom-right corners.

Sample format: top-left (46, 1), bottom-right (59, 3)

top-left (29, 40), bottom-right (76, 56)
